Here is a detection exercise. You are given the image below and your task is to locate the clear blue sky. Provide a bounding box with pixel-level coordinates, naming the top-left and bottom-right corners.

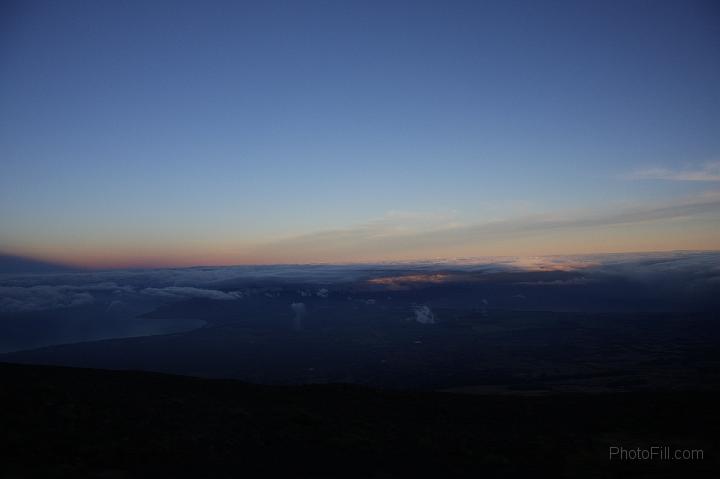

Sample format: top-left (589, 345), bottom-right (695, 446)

top-left (1, 0), bottom-right (719, 267)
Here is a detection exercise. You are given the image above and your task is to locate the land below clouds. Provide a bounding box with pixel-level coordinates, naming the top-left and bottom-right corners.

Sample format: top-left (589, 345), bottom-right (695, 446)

top-left (1, 252), bottom-right (719, 392)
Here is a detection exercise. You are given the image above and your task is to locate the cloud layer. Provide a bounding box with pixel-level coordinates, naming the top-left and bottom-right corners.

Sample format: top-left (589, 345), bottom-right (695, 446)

top-left (1, 251), bottom-right (718, 313)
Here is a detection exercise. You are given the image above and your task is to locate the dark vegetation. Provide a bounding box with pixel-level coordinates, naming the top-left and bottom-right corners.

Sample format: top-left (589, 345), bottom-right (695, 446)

top-left (1, 362), bottom-right (718, 478)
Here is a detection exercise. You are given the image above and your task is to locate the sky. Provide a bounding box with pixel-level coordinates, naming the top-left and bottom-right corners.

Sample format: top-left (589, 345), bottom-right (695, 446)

top-left (1, 0), bottom-right (719, 268)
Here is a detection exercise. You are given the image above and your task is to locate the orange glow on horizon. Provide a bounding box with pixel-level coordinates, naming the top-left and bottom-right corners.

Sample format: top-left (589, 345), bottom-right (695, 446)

top-left (4, 217), bottom-right (720, 270)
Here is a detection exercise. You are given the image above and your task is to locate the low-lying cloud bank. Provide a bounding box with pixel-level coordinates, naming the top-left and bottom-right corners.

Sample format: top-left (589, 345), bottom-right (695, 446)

top-left (0, 282), bottom-right (133, 313)
top-left (0, 286), bottom-right (95, 313)
top-left (0, 251), bottom-right (718, 313)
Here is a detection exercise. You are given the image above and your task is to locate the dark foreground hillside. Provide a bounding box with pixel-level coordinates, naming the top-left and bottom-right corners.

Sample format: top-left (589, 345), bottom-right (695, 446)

top-left (1, 362), bottom-right (718, 478)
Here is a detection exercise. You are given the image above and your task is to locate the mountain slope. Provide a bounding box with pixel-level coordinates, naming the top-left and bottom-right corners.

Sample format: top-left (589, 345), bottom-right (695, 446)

top-left (1, 362), bottom-right (718, 478)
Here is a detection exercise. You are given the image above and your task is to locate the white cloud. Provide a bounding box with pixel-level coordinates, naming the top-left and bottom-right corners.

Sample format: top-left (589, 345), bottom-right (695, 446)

top-left (140, 287), bottom-right (244, 301)
top-left (626, 162), bottom-right (720, 181)
top-left (290, 302), bottom-right (306, 331)
top-left (410, 304), bottom-right (435, 324)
